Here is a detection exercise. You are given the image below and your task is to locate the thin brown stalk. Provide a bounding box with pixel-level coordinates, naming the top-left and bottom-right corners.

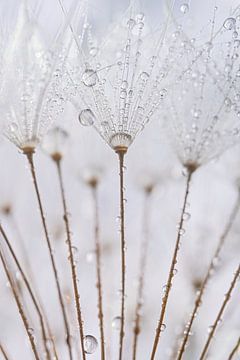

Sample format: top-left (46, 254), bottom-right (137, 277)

top-left (0, 224), bottom-right (51, 359)
top-left (89, 178), bottom-right (105, 360)
top-left (177, 190), bottom-right (240, 359)
top-left (228, 336), bottom-right (240, 360)
top-left (54, 157), bottom-right (86, 360)
top-left (0, 343), bottom-right (10, 360)
top-left (7, 211), bottom-right (59, 359)
top-left (132, 185), bottom-right (153, 360)
top-left (10, 212), bottom-right (59, 358)
top-left (150, 168), bottom-right (194, 360)
top-left (117, 150), bottom-right (127, 360)
top-left (199, 263), bottom-right (240, 360)
top-left (25, 150), bottom-right (73, 360)
top-left (0, 247), bottom-right (40, 359)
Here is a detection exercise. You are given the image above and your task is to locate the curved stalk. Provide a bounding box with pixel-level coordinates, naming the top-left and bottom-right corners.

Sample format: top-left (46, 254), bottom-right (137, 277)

top-left (199, 263), bottom-right (240, 359)
top-left (132, 185), bottom-right (153, 359)
top-left (0, 343), bottom-right (10, 360)
top-left (89, 179), bottom-right (105, 360)
top-left (0, 247), bottom-right (40, 359)
top-left (6, 212), bottom-right (59, 359)
top-left (54, 157), bottom-right (86, 360)
top-left (25, 150), bottom-right (73, 359)
top-left (228, 337), bottom-right (240, 360)
top-left (177, 190), bottom-right (240, 359)
top-left (0, 224), bottom-right (51, 359)
top-left (150, 168), bottom-right (194, 360)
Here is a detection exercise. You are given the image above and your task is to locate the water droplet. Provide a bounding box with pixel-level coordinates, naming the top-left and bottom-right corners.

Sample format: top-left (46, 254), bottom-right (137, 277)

top-left (160, 324), bottom-right (166, 332)
top-left (159, 89), bottom-right (167, 99)
top-left (89, 47), bottom-right (98, 57)
top-left (234, 39), bottom-right (240, 48)
top-left (136, 13), bottom-right (145, 22)
top-left (79, 109), bottom-right (96, 127)
top-left (28, 327), bottom-right (34, 336)
top-left (82, 69), bottom-right (98, 87)
top-left (112, 316), bottom-right (121, 330)
top-left (183, 212), bottom-right (191, 221)
top-left (86, 250), bottom-right (95, 263)
top-left (127, 18), bottom-right (136, 29)
top-left (140, 72), bottom-right (150, 81)
top-left (233, 31), bottom-right (238, 39)
top-left (180, 4), bottom-right (189, 14)
top-left (223, 17), bottom-right (236, 30)
top-left (84, 335), bottom-right (98, 354)
top-left (10, 122), bottom-right (18, 133)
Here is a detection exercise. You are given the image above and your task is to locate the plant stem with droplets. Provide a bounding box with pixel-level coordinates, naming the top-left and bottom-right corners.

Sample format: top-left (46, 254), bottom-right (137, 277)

top-left (117, 150), bottom-right (127, 360)
top-left (0, 224), bottom-right (51, 359)
top-left (150, 169), bottom-right (193, 360)
top-left (25, 151), bottom-right (73, 360)
top-left (228, 337), bottom-right (240, 360)
top-left (177, 190), bottom-right (240, 359)
top-left (199, 263), bottom-right (240, 360)
top-left (0, 343), bottom-right (10, 360)
top-left (54, 157), bottom-right (86, 360)
top-left (132, 185), bottom-right (153, 360)
top-left (0, 247), bottom-right (40, 360)
top-left (90, 179), bottom-right (106, 360)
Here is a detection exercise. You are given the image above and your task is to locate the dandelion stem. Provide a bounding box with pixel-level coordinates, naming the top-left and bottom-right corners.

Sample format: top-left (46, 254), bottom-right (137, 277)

top-left (116, 150), bottom-right (127, 360)
top-left (0, 343), bottom-right (10, 360)
top-left (54, 157), bottom-right (86, 360)
top-left (228, 337), bottom-right (240, 360)
top-left (199, 263), bottom-right (240, 360)
top-left (150, 169), bottom-right (194, 360)
top-left (25, 151), bottom-right (73, 360)
top-left (89, 179), bottom-right (106, 360)
top-left (132, 185), bottom-right (153, 360)
top-left (0, 246), bottom-right (40, 359)
top-left (7, 212), bottom-right (59, 359)
top-left (177, 190), bottom-right (240, 359)
top-left (0, 224), bottom-right (51, 359)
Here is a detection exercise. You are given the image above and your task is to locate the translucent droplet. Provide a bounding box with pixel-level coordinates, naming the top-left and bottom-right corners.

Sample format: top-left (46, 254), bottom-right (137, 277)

top-left (127, 18), bottom-right (136, 30)
top-left (82, 69), bottom-right (98, 87)
top-left (183, 212), bottom-right (191, 221)
top-left (159, 89), bottom-right (167, 99)
top-left (112, 316), bottom-right (121, 330)
top-left (79, 109), bottom-right (96, 127)
top-left (10, 122), bottom-right (18, 133)
top-left (89, 47), bottom-right (98, 57)
top-left (86, 250), bottom-right (95, 263)
top-left (84, 335), bottom-right (98, 354)
top-left (160, 324), bottom-right (166, 332)
top-left (180, 3), bottom-right (189, 14)
top-left (223, 17), bottom-right (236, 30)
top-left (140, 72), bottom-right (150, 81)
top-left (136, 13), bottom-right (145, 22)
top-left (233, 31), bottom-right (238, 39)
top-left (28, 327), bottom-right (34, 336)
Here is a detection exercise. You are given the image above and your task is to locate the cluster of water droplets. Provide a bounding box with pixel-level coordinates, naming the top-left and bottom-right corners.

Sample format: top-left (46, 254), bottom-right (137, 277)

top-left (159, 4), bottom-right (240, 167)
top-left (69, 6), bottom-right (171, 151)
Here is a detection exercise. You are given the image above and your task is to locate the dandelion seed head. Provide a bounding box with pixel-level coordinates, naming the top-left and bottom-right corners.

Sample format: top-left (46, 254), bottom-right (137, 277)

top-left (0, 3), bottom-right (74, 153)
top-left (159, 15), bottom-right (240, 168)
top-left (70, 6), bottom-right (173, 152)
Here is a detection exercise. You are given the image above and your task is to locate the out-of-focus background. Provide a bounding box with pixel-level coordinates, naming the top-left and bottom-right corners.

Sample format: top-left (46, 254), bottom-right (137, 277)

top-left (0, 0), bottom-right (240, 359)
